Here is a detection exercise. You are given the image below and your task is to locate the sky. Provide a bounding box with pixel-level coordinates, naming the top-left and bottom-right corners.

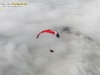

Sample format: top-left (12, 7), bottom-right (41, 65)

top-left (0, 0), bottom-right (100, 75)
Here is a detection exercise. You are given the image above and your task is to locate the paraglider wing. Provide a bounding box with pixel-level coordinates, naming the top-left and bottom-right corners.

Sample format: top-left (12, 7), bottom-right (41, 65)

top-left (36, 29), bottom-right (60, 38)
top-left (56, 33), bottom-right (60, 38)
top-left (36, 34), bottom-right (39, 39)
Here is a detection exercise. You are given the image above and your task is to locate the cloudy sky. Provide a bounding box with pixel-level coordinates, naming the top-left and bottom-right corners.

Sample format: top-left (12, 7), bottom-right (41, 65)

top-left (0, 0), bottom-right (100, 75)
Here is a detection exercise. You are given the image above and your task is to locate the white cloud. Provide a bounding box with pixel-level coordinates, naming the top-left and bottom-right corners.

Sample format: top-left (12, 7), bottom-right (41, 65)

top-left (0, 0), bottom-right (100, 75)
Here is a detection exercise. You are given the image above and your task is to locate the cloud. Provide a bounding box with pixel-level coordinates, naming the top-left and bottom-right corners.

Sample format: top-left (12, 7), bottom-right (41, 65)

top-left (0, 0), bottom-right (100, 75)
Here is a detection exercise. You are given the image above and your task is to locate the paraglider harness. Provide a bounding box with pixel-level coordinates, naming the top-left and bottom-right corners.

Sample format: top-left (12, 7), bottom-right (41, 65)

top-left (50, 49), bottom-right (54, 53)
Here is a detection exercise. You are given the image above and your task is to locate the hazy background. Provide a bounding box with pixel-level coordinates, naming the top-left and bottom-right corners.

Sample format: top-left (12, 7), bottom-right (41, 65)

top-left (0, 0), bottom-right (100, 75)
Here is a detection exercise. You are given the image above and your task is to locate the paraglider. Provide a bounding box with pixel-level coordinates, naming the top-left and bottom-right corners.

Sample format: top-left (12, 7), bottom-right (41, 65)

top-left (36, 29), bottom-right (60, 53)
top-left (36, 29), bottom-right (60, 39)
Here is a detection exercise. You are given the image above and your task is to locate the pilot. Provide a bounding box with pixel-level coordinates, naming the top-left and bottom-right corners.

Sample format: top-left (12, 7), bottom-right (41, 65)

top-left (50, 49), bottom-right (54, 53)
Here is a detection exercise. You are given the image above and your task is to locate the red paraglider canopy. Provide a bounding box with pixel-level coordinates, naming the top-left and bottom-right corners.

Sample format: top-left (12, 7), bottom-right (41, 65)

top-left (36, 29), bottom-right (60, 38)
